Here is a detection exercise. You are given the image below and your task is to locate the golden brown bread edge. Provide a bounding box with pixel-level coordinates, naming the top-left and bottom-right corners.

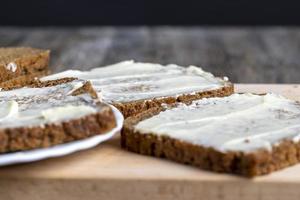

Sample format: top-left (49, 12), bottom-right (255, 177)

top-left (0, 70), bottom-right (49, 90)
top-left (0, 81), bottom-right (116, 154)
top-left (0, 47), bottom-right (50, 85)
top-left (114, 84), bottom-right (234, 118)
top-left (121, 103), bottom-right (300, 177)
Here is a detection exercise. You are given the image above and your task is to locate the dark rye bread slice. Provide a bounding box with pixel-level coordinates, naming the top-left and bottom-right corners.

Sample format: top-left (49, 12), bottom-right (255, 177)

top-left (122, 94), bottom-right (300, 177)
top-left (0, 80), bottom-right (116, 153)
top-left (114, 85), bottom-right (233, 118)
top-left (0, 70), bottom-right (49, 91)
top-left (39, 61), bottom-right (234, 118)
top-left (0, 47), bottom-right (50, 86)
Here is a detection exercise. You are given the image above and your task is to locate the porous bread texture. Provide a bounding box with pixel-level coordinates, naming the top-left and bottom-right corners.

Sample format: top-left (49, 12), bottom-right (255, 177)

top-left (121, 105), bottom-right (300, 177)
top-left (114, 84), bottom-right (234, 118)
top-left (0, 109), bottom-right (116, 153)
top-left (0, 47), bottom-right (50, 85)
top-left (0, 71), bottom-right (49, 91)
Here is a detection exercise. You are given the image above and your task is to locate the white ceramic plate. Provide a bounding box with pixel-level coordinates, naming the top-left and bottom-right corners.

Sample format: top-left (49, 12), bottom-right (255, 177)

top-left (0, 105), bottom-right (123, 166)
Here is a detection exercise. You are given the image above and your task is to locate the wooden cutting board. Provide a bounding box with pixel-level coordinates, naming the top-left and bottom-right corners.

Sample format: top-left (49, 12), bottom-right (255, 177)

top-left (0, 84), bottom-right (300, 200)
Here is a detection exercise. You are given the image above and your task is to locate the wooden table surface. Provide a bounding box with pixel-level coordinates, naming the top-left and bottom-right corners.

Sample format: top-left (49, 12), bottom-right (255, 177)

top-left (0, 84), bottom-right (299, 200)
top-left (1, 27), bottom-right (299, 199)
top-left (1, 27), bottom-right (300, 83)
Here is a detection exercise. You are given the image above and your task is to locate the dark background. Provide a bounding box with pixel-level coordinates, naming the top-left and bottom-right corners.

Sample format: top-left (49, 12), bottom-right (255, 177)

top-left (1, 0), bottom-right (300, 83)
top-left (1, 0), bottom-right (300, 26)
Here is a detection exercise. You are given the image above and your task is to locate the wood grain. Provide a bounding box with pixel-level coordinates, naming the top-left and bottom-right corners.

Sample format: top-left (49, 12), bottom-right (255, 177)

top-left (0, 27), bottom-right (299, 83)
top-left (0, 84), bottom-right (299, 200)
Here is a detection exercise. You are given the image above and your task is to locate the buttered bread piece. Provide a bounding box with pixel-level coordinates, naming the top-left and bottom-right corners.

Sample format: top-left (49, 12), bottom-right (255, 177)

top-left (122, 93), bottom-right (300, 177)
top-left (0, 80), bottom-right (116, 153)
top-left (41, 61), bottom-right (233, 117)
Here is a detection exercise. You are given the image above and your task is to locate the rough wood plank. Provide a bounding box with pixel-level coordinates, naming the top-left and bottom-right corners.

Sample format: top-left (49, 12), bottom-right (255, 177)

top-left (0, 27), bottom-right (299, 83)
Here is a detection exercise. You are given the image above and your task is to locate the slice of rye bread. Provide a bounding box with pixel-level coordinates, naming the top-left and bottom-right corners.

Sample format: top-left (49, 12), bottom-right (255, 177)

top-left (122, 93), bottom-right (300, 177)
top-left (0, 47), bottom-right (50, 84)
top-left (0, 70), bottom-right (49, 91)
top-left (39, 60), bottom-right (234, 118)
top-left (0, 79), bottom-right (116, 153)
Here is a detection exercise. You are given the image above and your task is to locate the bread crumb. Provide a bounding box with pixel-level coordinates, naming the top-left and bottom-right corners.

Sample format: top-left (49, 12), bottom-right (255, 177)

top-left (6, 62), bottom-right (17, 72)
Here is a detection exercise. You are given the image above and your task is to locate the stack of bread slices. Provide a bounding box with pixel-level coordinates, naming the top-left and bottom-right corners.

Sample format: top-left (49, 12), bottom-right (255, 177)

top-left (1, 47), bottom-right (300, 177)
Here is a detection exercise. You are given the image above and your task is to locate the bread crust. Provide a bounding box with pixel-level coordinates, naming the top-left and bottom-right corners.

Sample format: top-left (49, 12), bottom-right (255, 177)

top-left (121, 105), bottom-right (300, 177)
top-left (0, 47), bottom-right (50, 84)
top-left (0, 70), bottom-right (49, 90)
top-left (114, 84), bottom-right (234, 118)
top-left (0, 108), bottom-right (116, 153)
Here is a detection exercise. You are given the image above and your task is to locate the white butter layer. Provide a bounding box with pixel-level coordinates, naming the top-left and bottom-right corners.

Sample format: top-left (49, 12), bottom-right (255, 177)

top-left (42, 105), bottom-right (97, 123)
top-left (134, 93), bottom-right (300, 153)
top-left (41, 60), bottom-right (230, 103)
top-left (0, 101), bottom-right (19, 121)
top-left (0, 80), bottom-right (101, 129)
